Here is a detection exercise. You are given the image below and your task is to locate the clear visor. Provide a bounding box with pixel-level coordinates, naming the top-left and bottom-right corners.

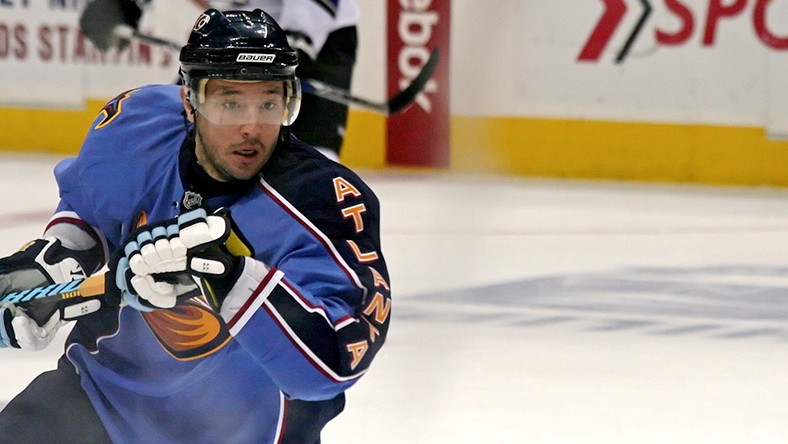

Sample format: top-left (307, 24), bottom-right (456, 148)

top-left (190, 78), bottom-right (301, 126)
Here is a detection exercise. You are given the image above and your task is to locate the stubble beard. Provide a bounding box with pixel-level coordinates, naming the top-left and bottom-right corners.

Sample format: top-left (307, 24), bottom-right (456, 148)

top-left (196, 129), bottom-right (265, 182)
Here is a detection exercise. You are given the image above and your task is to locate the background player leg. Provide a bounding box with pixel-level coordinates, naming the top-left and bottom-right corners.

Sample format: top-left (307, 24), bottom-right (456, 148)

top-left (0, 356), bottom-right (112, 443)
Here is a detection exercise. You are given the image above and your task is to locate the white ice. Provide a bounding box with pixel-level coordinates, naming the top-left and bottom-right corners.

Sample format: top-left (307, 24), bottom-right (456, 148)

top-left (1, 154), bottom-right (788, 443)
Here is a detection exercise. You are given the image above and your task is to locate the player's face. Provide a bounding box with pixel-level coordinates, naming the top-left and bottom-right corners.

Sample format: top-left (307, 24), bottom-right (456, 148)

top-left (183, 80), bottom-right (284, 182)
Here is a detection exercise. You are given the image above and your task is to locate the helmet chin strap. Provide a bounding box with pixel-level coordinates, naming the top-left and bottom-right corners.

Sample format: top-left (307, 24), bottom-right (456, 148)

top-left (279, 125), bottom-right (289, 143)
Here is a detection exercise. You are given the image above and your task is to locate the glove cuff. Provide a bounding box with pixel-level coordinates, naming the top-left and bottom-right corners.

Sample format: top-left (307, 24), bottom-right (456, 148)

top-left (211, 257), bottom-right (270, 318)
top-left (0, 304), bottom-right (20, 348)
top-left (201, 253), bottom-right (245, 309)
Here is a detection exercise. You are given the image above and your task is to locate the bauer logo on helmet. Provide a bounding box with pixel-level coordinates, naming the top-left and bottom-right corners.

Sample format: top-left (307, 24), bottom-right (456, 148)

top-left (236, 53), bottom-right (276, 63)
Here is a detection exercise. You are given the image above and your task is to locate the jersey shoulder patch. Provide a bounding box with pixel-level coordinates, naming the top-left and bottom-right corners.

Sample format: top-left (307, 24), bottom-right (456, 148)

top-left (93, 88), bottom-right (140, 130)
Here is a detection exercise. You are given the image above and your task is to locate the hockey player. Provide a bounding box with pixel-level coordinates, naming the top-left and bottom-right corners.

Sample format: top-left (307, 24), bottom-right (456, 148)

top-left (80, 0), bottom-right (360, 162)
top-left (191, 0), bottom-right (360, 162)
top-left (0, 8), bottom-right (389, 443)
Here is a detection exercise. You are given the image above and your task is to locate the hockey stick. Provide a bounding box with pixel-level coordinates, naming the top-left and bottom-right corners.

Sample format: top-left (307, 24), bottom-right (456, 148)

top-left (0, 275), bottom-right (108, 327)
top-left (301, 48), bottom-right (439, 116)
top-left (131, 30), bottom-right (180, 52)
top-left (126, 30), bottom-right (440, 116)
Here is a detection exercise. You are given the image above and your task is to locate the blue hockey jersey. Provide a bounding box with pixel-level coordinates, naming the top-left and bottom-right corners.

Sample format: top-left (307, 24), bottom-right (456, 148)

top-left (51, 84), bottom-right (391, 443)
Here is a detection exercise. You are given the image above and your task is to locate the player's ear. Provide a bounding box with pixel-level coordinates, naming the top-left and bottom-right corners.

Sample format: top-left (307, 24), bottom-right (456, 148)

top-left (180, 86), bottom-right (195, 124)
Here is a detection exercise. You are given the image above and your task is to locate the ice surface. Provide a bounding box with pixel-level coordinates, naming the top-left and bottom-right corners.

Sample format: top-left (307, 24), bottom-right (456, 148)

top-left (2, 155), bottom-right (788, 443)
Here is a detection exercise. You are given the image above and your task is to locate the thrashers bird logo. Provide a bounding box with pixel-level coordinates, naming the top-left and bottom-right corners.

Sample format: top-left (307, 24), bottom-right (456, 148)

top-left (129, 209), bottom-right (237, 361)
top-left (94, 88), bottom-right (140, 130)
top-left (142, 297), bottom-right (231, 361)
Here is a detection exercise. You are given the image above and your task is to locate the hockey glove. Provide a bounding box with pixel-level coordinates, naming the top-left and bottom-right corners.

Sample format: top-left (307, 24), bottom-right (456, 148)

top-left (79, 0), bottom-right (147, 52)
top-left (0, 303), bottom-right (61, 350)
top-left (0, 237), bottom-right (100, 297)
top-left (178, 208), bottom-right (265, 310)
top-left (286, 31), bottom-right (317, 77)
top-left (0, 237), bottom-right (100, 350)
top-left (105, 219), bottom-right (201, 311)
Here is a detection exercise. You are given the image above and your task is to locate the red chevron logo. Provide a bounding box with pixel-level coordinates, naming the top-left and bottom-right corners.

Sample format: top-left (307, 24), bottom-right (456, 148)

top-left (578, 0), bottom-right (653, 63)
top-left (578, 0), bottom-right (627, 61)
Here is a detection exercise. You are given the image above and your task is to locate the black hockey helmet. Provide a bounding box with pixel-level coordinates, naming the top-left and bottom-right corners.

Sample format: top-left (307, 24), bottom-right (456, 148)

top-left (179, 9), bottom-right (301, 125)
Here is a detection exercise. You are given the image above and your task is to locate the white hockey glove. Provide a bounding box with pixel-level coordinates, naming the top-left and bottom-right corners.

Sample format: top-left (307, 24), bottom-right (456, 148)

top-left (107, 220), bottom-right (201, 311)
top-left (0, 303), bottom-right (62, 350)
top-left (178, 208), bottom-right (265, 311)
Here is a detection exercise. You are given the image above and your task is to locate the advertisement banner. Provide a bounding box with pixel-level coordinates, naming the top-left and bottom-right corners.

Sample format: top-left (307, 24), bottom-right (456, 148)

top-left (0, 1), bottom-right (84, 107)
top-left (513, 0), bottom-right (788, 127)
top-left (0, 1), bottom-right (194, 108)
top-left (386, 0), bottom-right (450, 167)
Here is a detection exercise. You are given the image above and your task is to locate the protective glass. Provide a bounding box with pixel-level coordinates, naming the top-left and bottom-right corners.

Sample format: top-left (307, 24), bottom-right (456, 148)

top-left (191, 79), bottom-right (301, 126)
